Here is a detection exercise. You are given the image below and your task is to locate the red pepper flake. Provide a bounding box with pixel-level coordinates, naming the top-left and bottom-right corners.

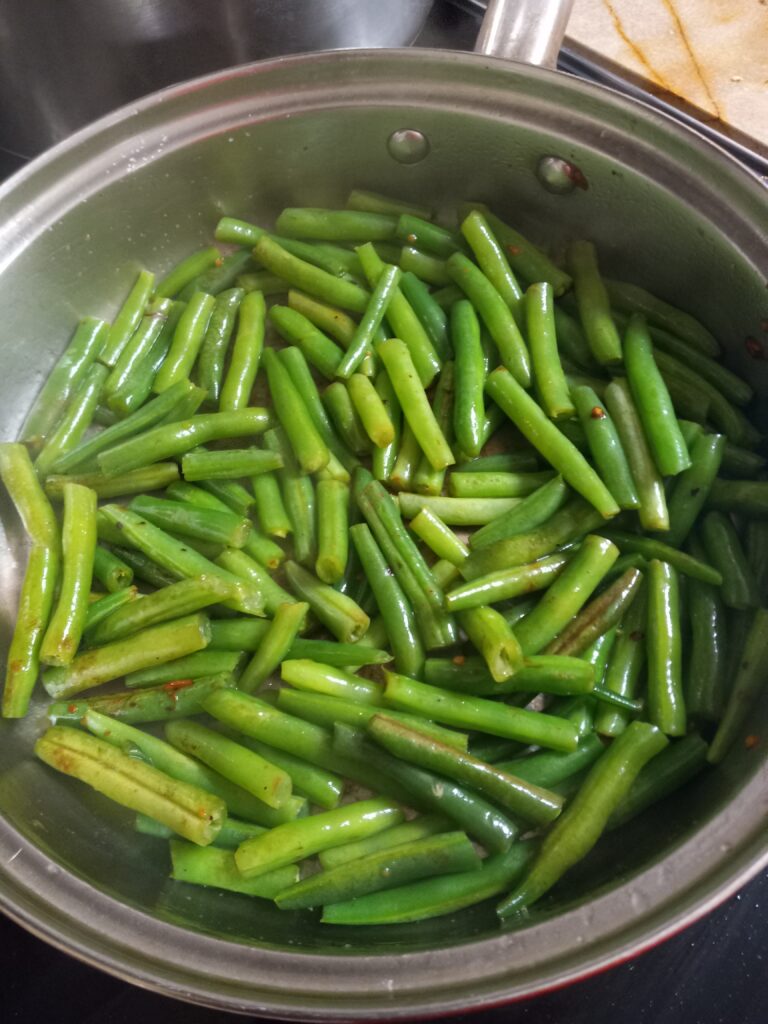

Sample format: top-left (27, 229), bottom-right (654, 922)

top-left (406, 233), bottom-right (418, 244)
top-left (591, 406), bottom-right (606, 419)
top-left (506, 244), bottom-right (523, 256)
top-left (214, 257), bottom-right (224, 267)
top-left (162, 678), bottom-right (195, 691)
top-left (745, 734), bottom-right (760, 750)
top-left (197, 807), bottom-right (208, 818)
top-left (564, 162), bottom-right (589, 190)
top-left (452, 655), bottom-right (466, 666)
top-left (745, 336), bottom-right (766, 360)
top-left (67, 704), bottom-right (78, 714)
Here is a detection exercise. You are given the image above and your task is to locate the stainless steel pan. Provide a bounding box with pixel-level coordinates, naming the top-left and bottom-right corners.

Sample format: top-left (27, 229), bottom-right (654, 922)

top-left (0, 0), bottom-right (767, 1018)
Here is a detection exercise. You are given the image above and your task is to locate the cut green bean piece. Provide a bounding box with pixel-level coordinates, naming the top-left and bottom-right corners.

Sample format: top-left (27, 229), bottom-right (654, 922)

top-left (383, 672), bottom-right (577, 752)
top-left (707, 612), bottom-right (768, 763)
top-left (285, 560), bottom-right (369, 643)
top-left (92, 545), bottom-right (133, 594)
top-left (170, 840), bottom-right (297, 897)
top-left (100, 270), bottom-right (156, 367)
top-left (181, 447), bottom-right (281, 482)
top-left (282, 659), bottom-right (382, 704)
top-left (448, 471), bottom-right (555, 499)
top-left (129, 495), bottom-right (251, 549)
top-left (470, 476), bottom-right (570, 551)
top-left (666, 432), bottom-right (725, 547)
top-left (239, 602), bottom-right (309, 695)
top-left (546, 567), bottom-right (643, 657)
top-left (597, 529), bottom-right (721, 586)
top-left (269, 305), bottom-right (342, 380)
top-left (36, 725), bottom-right (225, 845)
top-left (445, 554), bottom-right (568, 612)
top-left (35, 363), bottom-right (109, 478)
top-left (124, 651), bottom-right (244, 688)
top-left (567, 241), bottom-right (622, 365)
top-left (593, 582), bottom-right (648, 737)
top-left (196, 287), bottom-right (244, 404)
top-left (497, 721), bottom-right (667, 915)
top-left (685, 547), bottom-right (728, 723)
top-left (700, 511), bottom-right (759, 609)
top-left (608, 734), bottom-right (709, 829)
top-left (254, 236), bottom-right (369, 313)
top-left (98, 408), bottom-right (270, 475)
top-left (572, 385), bottom-right (639, 511)
top-left (319, 814), bottom-right (450, 870)
top-left (347, 374), bottom-right (395, 449)
top-left (527, 282), bottom-right (574, 418)
top-left (486, 368), bottom-right (619, 519)
top-left (40, 484), bottom-right (97, 667)
top-left (514, 535), bottom-right (619, 655)
top-left (165, 719), bottom-right (292, 808)
top-left (605, 279), bottom-right (719, 357)
top-left (154, 292), bottom-right (215, 392)
top-left (336, 257), bottom-right (400, 379)
top-left (235, 796), bottom-right (402, 877)
top-left (646, 560), bottom-right (685, 736)
top-left (156, 247), bottom-right (220, 299)
top-left (0, 442), bottom-right (59, 548)
top-left (464, 204), bottom-right (571, 294)
top-left (219, 289), bottom-right (266, 411)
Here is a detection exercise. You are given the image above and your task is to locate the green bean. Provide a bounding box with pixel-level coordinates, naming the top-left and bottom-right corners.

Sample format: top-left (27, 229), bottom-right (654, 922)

top-left (39, 484), bottom-right (96, 667)
top-left (608, 734), bottom-right (709, 829)
top-left (412, 361), bottom-right (455, 496)
top-left (721, 443), bottom-right (766, 478)
top-left (685, 539), bottom-right (728, 722)
top-left (320, 814), bottom-right (451, 870)
top-left (596, 529), bottom-right (720, 587)
top-left (83, 585), bottom-right (139, 637)
top-left (396, 214), bottom-right (460, 258)
top-left (170, 840), bottom-right (298, 897)
top-left (236, 603), bottom-right (308, 695)
top-left (447, 253), bottom-right (530, 386)
top-left (97, 407), bottom-right (270, 475)
top-left (400, 247), bottom-right (450, 287)
top-left (235, 794), bottom-right (401, 878)
top-left (278, 830), bottom-right (480, 911)
top-left (36, 725), bottom-right (225, 845)
top-left (593, 582), bottom-right (648, 737)
top-left (431, 284), bottom-right (464, 309)
top-left (408, 508), bottom-right (467, 566)
top-left (165, 719), bottom-right (292, 808)
top-left (552, 307), bottom-right (597, 370)
top-left (383, 672), bottom-right (577, 752)
top-left (123, 650), bottom-right (244, 688)
top-left (269, 305), bottom-right (342, 380)
top-left (102, 304), bottom-right (181, 418)
top-left (336, 258), bottom-right (400, 379)
top-left (389, 422), bottom-right (422, 492)
top-left (449, 299), bottom-right (485, 457)
top-left (42, 611), bottom-right (211, 699)
top-left (103, 297), bottom-right (173, 411)
top-left (276, 207), bottom-right (397, 242)
top-left (371, 370), bottom-right (402, 482)
top-left (445, 554), bottom-right (569, 612)
top-left (237, 271), bottom-right (286, 295)
top-left (0, 442), bottom-right (59, 548)
top-left (372, 340), bottom-right (454, 472)
top-left (215, 547), bottom-right (293, 616)
top-left (708, 607), bottom-right (768, 763)
top-left (196, 287), bottom-right (243, 403)
top-left (423, 654), bottom-right (594, 698)
top-left (262, 428), bottom-right (316, 566)
top-left (526, 282), bottom-right (574, 418)
top-left (572, 385), bottom-right (639, 511)
top-left (350, 523), bottom-right (424, 679)
top-left (209, 621), bottom-right (391, 665)
top-left (281, 658), bottom-right (381, 704)
top-left (277, 688), bottom-right (467, 753)
top-left (2, 546), bottom-right (59, 718)
top-left (459, 604), bottom-right (524, 682)
top-left (700, 511), bottom-right (759, 609)
top-left (181, 447), bottom-right (281, 483)
top-left (104, 546), bottom-right (174, 589)
top-left (138, 812), bottom-right (266, 848)
top-left (181, 248), bottom-right (255, 300)
top-left (22, 317), bottom-right (109, 445)
top-left (368, 714), bottom-right (561, 826)
top-left (321, 381), bottom-right (369, 455)
top-left (624, 314), bottom-right (691, 475)
top-left (34, 363), bottom-right (108, 477)
top-left (48, 672), bottom-right (231, 724)
top-left (398, 493), bottom-right (520, 526)
top-left (497, 733), bottom-right (605, 788)
top-left (259, 349), bottom-right (330, 475)
top-left (746, 520), bottom-right (768, 597)
top-left (603, 379), bottom-right (668, 531)
top-left (567, 241), bottom-right (622, 365)
top-left (334, 723), bottom-right (517, 852)
top-left (156, 247), bottom-right (220, 299)
top-left (344, 375), bottom-right (394, 451)
top-left (347, 189), bottom-right (431, 219)
top-left (546, 566), bottom-right (643, 657)
top-left (605, 278), bottom-right (719, 356)
top-left (153, 292), bottom-right (215, 392)
top-left (399, 271), bottom-right (450, 360)
top-left (462, 496), bottom-right (602, 580)
top-left (460, 211), bottom-right (524, 323)
top-left (285, 560), bottom-right (369, 643)
top-left (253, 236), bottom-right (369, 313)
top-left (99, 505), bottom-right (264, 615)
top-left (497, 721), bottom-right (667, 916)
top-left (485, 367), bottom-right (619, 519)
top-left (644, 560), bottom-right (685, 736)
top-left (287, 290), bottom-right (356, 346)
top-left (129, 495), bottom-right (250, 549)
top-left (706, 478), bottom-right (768, 519)
top-left (664, 432), bottom-right (726, 547)
top-left (224, 730), bottom-right (342, 810)
top-left (449, 471), bottom-right (555, 499)
top-left (250, 472), bottom-right (291, 539)
top-left (470, 476), bottom-right (570, 551)
top-left (314, 479), bottom-right (349, 584)
top-left (463, 204), bottom-right (572, 295)
top-left (92, 545), bottom-right (133, 594)
top-left (219, 289), bottom-right (265, 411)
top-left (89, 574), bottom-right (236, 647)
top-left (100, 269), bottom-right (156, 367)
top-left (514, 535), bottom-right (619, 655)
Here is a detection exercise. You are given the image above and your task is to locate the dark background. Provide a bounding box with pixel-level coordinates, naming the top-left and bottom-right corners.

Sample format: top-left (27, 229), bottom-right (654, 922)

top-left (3, 2), bottom-right (767, 1022)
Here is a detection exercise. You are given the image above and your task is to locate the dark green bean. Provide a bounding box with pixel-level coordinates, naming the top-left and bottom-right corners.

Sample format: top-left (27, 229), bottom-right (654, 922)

top-left (645, 560), bottom-right (685, 736)
top-left (605, 278), bottom-right (719, 356)
top-left (706, 478), bottom-right (768, 519)
top-left (546, 567), bottom-right (643, 657)
top-left (572, 385), bottom-right (639, 511)
top-left (708, 606), bottom-right (768, 763)
top-left (49, 672), bottom-right (231, 724)
top-left (285, 560), bottom-right (369, 643)
top-left (608, 734), bottom-right (709, 829)
top-left (665, 432), bottom-right (725, 547)
top-left (92, 545), bottom-right (133, 593)
top-left (700, 511), bottom-right (759, 609)
top-left (567, 241), bottom-right (622, 365)
top-left (253, 236), bottom-right (369, 313)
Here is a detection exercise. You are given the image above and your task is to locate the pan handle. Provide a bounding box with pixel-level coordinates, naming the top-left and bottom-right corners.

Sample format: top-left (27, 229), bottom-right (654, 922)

top-left (474, 0), bottom-right (574, 69)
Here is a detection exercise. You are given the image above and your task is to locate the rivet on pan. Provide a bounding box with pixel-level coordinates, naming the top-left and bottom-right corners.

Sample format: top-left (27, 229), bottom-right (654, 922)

top-left (387, 129), bottom-right (430, 165)
top-left (536, 156), bottom-right (588, 194)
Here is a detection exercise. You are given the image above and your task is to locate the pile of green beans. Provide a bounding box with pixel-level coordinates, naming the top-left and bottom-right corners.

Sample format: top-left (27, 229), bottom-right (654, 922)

top-left (2, 188), bottom-right (765, 930)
